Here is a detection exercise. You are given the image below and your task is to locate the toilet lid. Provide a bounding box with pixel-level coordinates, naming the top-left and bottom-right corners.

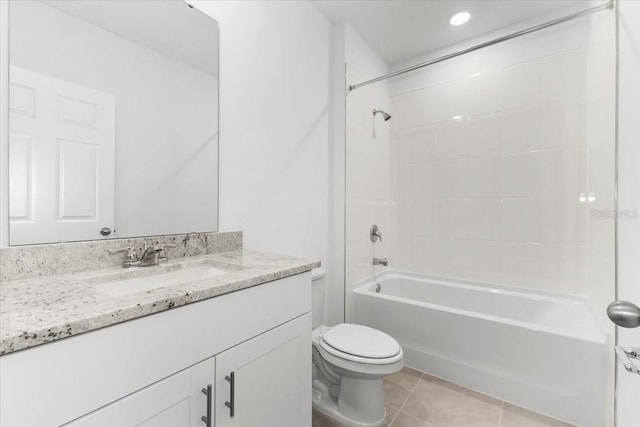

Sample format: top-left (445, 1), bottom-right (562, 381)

top-left (321, 324), bottom-right (401, 359)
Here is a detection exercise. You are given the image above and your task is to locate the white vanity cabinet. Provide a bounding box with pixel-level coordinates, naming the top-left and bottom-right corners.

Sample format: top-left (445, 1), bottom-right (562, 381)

top-left (215, 314), bottom-right (310, 427)
top-left (66, 357), bottom-right (215, 427)
top-left (0, 273), bottom-right (312, 427)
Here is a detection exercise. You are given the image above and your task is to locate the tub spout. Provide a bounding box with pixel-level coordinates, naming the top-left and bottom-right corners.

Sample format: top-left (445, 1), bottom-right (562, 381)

top-left (373, 257), bottom-right (388, 266)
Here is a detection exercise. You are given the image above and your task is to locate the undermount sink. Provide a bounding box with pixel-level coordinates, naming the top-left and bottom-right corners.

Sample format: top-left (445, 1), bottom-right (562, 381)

top-left (92, 262), bottom-right (235, 297)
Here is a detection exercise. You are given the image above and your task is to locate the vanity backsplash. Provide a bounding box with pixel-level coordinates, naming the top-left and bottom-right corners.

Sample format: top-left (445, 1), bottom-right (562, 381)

top-left (0, 231), bottom-right (242, 282)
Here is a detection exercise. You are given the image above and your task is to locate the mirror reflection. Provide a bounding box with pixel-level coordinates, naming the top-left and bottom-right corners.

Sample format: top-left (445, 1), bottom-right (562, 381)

top-left (8, 0), bottom-right (219, 245)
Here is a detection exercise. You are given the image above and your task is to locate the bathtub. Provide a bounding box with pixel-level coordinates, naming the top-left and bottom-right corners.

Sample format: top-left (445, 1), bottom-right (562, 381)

top-left (353, 271), bottom-right (613, 427)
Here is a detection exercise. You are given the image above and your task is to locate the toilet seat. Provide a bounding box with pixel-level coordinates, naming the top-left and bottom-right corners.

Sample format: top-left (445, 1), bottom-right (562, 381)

top-left (319, 324), bottom-right (402, 365)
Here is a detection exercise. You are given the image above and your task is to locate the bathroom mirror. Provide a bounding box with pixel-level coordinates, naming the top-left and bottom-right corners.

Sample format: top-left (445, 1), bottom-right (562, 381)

top-left (6, 0), bottom-right (219, 245)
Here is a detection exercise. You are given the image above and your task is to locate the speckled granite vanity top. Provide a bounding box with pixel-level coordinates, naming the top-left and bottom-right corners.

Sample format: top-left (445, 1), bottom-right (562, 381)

top-left (0, 250), bottom-right (320, 355)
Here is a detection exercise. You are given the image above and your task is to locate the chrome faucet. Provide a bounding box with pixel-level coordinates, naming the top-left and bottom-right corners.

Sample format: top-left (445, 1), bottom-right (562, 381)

top-left (138, 243), bottom-right (169, 267)
top-left (373, 257), bottom-right (388, 266)
top-left (109, 243), bottom-right (176, 268)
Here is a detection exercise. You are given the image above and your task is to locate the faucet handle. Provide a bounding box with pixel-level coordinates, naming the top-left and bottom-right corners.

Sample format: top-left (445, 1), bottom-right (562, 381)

top-left (154, 243), bottom-right (177, 263)
top-left (153, 243), bottom-right (177, 251)
top-left (370, 224), bottom-right (383, 242)
top-left (109, 246), bottom-right (136, 258)
top-left (109, 247), bottom-right (138, 267)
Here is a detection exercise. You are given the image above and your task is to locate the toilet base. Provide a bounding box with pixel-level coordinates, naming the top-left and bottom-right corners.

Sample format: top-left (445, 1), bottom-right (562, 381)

top-left (311, 325), bottom-right (401, 427)
top-left (312, 378), bottom-right (388, 427)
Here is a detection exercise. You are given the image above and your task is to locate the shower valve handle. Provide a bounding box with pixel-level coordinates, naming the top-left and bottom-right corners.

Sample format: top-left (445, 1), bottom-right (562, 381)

top-left (370, 224), bottom-right (382, 242)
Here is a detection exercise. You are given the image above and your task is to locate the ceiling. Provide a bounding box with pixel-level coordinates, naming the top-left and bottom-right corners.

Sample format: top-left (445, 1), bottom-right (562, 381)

top-left (43, 0), bottom-right (219, 76)
top-left (312, 0), bottom-right (589, 65)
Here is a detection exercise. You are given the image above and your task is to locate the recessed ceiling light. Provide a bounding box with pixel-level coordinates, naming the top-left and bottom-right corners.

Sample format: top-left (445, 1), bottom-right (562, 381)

top-left (450, 11), bottom-right (471, 26)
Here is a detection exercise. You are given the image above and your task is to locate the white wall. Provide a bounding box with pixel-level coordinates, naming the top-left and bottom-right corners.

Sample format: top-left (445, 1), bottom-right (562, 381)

top-left (327, 23), bottom-right (347, 326)
top-left (0, 0), bottom-right (8, 247)
top-left (8, 1), bottom-right (218, 239)
top-left (616, 1), bottom-right (640, 425)
top-left (387, 9), bottom-right (616, 302)
top-left (192, 1), bottom-right (331, 266)
top-left (343, 24), bottom-right (391, 320)
top-left (1, 0), bottom-right (333, 317)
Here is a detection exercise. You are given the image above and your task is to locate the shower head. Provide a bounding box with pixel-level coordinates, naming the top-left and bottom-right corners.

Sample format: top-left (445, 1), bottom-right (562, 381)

top-left (371, 108), bottom-right (391, 140)
top-left (372, 109), bottom-right (391, 121)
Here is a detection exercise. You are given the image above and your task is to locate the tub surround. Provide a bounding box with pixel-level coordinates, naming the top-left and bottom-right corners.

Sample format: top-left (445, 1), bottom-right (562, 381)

top-left (0, 231), bottom-right (243, 282)
top-left (1, 237), bottom-right (320, 354)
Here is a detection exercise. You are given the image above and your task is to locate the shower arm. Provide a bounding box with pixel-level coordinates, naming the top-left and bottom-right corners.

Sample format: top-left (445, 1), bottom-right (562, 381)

top-left (371, 109), bottom-right (391, 139)
top-left (372, 109), bottom-right (391, 121)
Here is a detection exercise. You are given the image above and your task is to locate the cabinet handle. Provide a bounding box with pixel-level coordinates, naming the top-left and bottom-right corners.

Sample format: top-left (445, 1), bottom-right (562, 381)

top-left (201, 384), bottom-right (212, 426)
top-left (225, 371), bottom-right (235, 418)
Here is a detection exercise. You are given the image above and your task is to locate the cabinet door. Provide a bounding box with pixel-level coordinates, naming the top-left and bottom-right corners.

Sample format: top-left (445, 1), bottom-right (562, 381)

top-left (215, 313), bottom-right (311, 427)
top-left (64, 357), bottom-right (214, 427)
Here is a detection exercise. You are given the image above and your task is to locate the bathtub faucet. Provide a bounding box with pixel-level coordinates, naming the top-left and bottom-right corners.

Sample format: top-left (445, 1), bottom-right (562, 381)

top-left (373, 257), bottom-right (388, 266)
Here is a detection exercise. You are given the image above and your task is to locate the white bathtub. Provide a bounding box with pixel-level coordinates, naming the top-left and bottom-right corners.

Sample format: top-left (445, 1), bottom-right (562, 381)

top-left (353, 271), bottom-right (613, 427)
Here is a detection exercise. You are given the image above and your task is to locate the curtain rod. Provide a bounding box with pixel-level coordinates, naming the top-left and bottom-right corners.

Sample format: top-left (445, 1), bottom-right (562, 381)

top-left (348, 1), bottom-right (613, 92)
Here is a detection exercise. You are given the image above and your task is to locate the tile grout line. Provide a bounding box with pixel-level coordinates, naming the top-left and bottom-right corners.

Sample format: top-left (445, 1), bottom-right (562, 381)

top-left (390, 370), bottom-right (425, 426)
top-left (388, 411), bottom-right (398, 426)
top-left (383, 368), bottom-right (573, 427)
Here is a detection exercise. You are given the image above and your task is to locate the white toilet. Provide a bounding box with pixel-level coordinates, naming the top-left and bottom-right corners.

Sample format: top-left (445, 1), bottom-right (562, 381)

top-left (311, 269), bottom-right (404, 427)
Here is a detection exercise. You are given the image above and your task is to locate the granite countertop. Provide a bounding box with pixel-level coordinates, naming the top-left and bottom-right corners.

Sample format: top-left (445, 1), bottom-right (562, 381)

top-left (0, 250), bottom-right (320, 355)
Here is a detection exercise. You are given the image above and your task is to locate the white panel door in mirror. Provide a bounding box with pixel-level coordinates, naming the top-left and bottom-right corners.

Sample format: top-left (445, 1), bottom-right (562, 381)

top-left (9, 66), bottom-right (116, 245)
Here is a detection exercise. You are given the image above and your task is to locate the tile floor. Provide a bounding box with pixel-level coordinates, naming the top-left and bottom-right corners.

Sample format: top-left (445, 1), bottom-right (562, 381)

top-left (312, 367), bottom-right (574, 427)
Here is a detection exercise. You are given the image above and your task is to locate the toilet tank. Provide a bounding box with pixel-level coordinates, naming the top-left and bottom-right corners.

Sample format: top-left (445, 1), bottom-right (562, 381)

top-left (311, 267), bottom-right (326, 329)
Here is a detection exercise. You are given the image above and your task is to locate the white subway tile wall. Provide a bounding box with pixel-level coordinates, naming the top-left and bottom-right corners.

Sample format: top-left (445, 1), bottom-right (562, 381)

top-left (387, 16), bottom-right (616, 300)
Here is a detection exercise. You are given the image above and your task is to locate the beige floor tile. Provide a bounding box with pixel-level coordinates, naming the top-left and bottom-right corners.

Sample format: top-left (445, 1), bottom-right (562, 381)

top-left (501, 403), bottom-right (575, 427)
top-left (389, 367), bottom-right (424, 389)
top-left (386, 403), bottom-right (401, 425)
top-left (401, 374), bottom-right (502, 426)
top-left (312, 408), bottom-right (345, 427)
top-left (314, 368), bottom-right (571, 427)
top-left (383, 367), bottom-right (423, 407)
top-left (391, 411), bottom-right (430, 427)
